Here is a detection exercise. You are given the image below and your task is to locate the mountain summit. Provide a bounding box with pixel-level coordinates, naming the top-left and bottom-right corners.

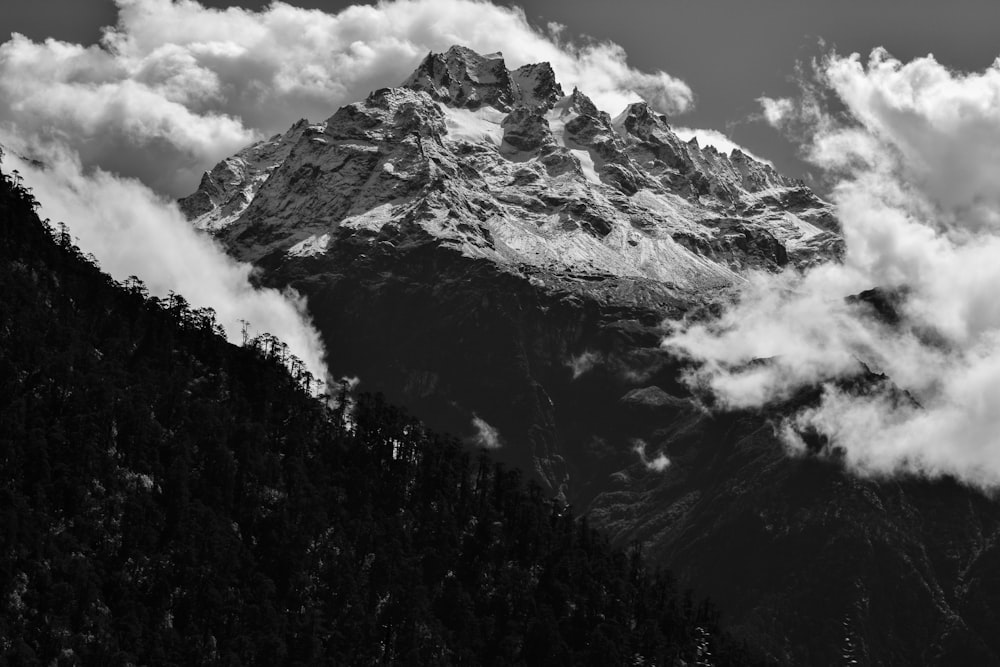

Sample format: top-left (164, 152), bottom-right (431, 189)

top-left (181, 46), bottom-right (840, 298)
top-left (402, 45), bottom-right (563, 110)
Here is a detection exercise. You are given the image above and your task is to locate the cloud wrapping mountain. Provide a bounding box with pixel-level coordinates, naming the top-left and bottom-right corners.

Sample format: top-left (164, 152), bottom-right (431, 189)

top-left (0, 0), bottom-right (696, 381)
top-left (0, 0), bottom-right (694, 196)
top-left (1, 144), bottom-right (327, 382)
top-left (667, 49), bottom-right (1000, 486)
top-left (672, 126), bottom-right (774, 165)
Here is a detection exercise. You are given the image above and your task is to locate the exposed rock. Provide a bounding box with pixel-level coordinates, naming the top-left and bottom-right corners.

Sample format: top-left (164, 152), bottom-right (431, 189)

top-left (501, 106), bottom-right (554, 152)
top-left (510, 61), bottom-right (564, 108)
top-left (401, 45), bottom-right (519, 110)
top-left (847, 286), bottom-right (909, 326)
top-left (178, 120), bottom-right (309, 231)
top-left (619, 385), bottom-right (689, 412)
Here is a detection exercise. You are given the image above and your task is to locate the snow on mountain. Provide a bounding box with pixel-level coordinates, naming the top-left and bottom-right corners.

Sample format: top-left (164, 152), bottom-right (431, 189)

top-left (181, 120), bottom-right (309, 233)
top-left (180, 46), bottom-right (840, 296)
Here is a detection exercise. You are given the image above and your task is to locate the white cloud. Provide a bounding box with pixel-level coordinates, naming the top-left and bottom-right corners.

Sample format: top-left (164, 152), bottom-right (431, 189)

top-left (621, 68), bottom-right (693, 116)
top-left (821, 49), bottom-right (1000, 232)
top-left (2, 141), bottom-right (327, 382)
top-left (631, 439), bottom-right (670, 472)
top-left (470, 414), bottom-right (502, 449)
top-left (0, 0), bottom-right (693, 197)
top-left (757, 96), bottom-right (794, 128)
top-left (667, 48), bottom-right (1000, 487)
top-left (0, 32), bottom-right (253, 196)
top-left (567, 350), bottom-right (602, 379)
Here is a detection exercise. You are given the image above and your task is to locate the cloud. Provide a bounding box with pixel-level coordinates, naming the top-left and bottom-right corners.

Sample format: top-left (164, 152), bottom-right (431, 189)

top-left (1, 141), bottom-right (327, 381)
top-left (631, 439), bottom-right (670, 472)
top-left (757, 96), bottom-right (794, 127)
top-left (470, 414), bottom-right (503, 449)
top-left (666, 48), bottom-right (1000, 487)
top-left (820, 49), bottom-right (1000, 232)
top-left (621, 69), bottom-right (693, 116)
top-left (672, 127), bottom-right (774, 165)
top-left (0, 32), bottom-right (254, 196)
top-left (0, 0), bottom-right (693, 197)
top-left (567, 350), bottom-right (602, 379)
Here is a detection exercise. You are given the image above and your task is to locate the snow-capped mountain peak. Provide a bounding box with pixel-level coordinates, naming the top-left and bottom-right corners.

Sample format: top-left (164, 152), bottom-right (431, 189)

top-left (401, 44), bottom-right (564, 112)
top-left (179, 46), bottom-right (840, 296)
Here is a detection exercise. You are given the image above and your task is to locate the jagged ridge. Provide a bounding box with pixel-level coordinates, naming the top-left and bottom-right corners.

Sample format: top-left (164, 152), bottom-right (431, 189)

top-left (180, 45), bottom-right (841, 295)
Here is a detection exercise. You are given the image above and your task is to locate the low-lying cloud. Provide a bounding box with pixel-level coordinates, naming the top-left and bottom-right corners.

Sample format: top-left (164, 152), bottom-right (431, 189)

top-left (0, 0), bottom-right (694, 197)
top-left (666, 49), bottom-right (1000, 487)
top-left (470, 414), bottom-right (503, 450)
top-left (567, 351), bottom-right (602, 379)
top-left (2, 142), bottom-right (327, 381)
top-left (632, 439), bottom-right (670, 472)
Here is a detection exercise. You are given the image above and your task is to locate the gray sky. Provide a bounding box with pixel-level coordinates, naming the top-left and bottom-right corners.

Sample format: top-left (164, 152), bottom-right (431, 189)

top-left (3, 0), bottom-right (1000, 183)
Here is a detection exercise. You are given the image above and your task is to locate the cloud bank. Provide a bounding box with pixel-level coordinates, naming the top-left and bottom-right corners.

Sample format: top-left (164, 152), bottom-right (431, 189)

top-left (666, 49), bottom-right (1000, 487)
top-left (0, 0), bottom-right (694, 197)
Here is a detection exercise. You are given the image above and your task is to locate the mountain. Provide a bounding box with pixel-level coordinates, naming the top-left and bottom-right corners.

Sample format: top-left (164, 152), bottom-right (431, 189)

top-left (180, 46), bottom-right (1000, 665)
top-left (181, 45), bottom-right (839, 291)
top-left (0, 160), bottom-right (764, 665)
top-left (179, 44), bottom-right (840, 493)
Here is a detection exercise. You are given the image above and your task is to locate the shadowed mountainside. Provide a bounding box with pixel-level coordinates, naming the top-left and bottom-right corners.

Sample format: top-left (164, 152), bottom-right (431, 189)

top-left (0, 161), bottom-right (763, 665)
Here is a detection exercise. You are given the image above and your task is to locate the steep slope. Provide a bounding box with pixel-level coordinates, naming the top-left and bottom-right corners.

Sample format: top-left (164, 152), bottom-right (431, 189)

top-left (179, 47), bottom-right (1000, 665)
top-left (0, 162), bottom-right (762, 665)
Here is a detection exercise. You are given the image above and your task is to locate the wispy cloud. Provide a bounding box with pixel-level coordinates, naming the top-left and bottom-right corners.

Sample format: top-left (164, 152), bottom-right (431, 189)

top-left (470, 414), bottom-right (503, 449)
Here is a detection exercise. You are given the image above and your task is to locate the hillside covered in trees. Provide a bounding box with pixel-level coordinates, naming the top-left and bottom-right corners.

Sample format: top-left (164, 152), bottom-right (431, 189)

top-left (0, 161), bottom-right (763, 664)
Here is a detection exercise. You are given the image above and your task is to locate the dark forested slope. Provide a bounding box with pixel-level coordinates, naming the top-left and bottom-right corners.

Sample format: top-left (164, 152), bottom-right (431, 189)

top-left (0, 163), bottom-right (759, 665)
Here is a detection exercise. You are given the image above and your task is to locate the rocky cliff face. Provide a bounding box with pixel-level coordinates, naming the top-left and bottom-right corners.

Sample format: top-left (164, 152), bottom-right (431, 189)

top-left (180, 46), bottom-right (1000, 665)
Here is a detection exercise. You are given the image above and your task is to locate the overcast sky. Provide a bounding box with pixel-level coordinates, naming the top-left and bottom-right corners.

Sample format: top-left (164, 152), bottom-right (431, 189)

top-left (3, 0), bottom-right (1000, 183)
